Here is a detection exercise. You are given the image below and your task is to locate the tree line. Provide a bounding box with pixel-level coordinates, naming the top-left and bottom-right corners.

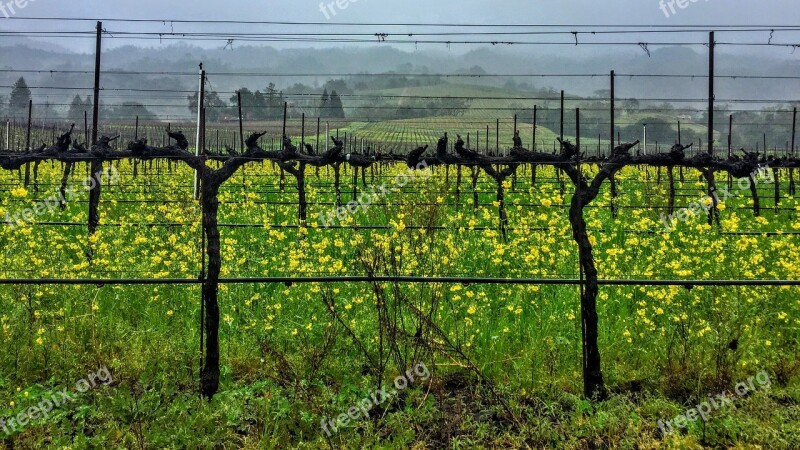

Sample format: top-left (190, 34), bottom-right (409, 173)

top-left (2, 77), bottom-right (158, 123)
top-left (187, 83), bottom-right (345, 122)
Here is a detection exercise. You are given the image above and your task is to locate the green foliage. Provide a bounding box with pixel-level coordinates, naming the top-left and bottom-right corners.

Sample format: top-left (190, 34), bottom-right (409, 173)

top-left (327, 90), bottom-right (345, 119)
top-left (230, 84), bottom-right (287, 122)
top-left (318, 89), bottom-right (346, 119)
top-left (66, 95), bottom-right (91, 124)
top-left (0, 131), bottom-right (798, 448)
top-left (8, 77), bottom-right (31, 118)
top-left (188, 89), bottom-right (230, 122)
top-left (104, 102), bottom-right (158, 122)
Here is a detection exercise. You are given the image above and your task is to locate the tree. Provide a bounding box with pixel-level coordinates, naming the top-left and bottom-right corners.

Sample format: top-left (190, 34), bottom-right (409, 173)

top-left (264, 83), bottom-right (285, 120)
top-left (328, 91), bottom-right (345, 119)
top-left (466, 65), bottom-right (487, 75)
top-left (229, 86), bottom-right (287, 121)
top-left (232, 88), bottom-right (266, 120)
top-left (322, 79), bottom-right (352, 95)
top-left (188, 89), bottom-right (228, 122)
top-left (105, 102), bottom-right (157, 121)
top-left (319, 89), bottom-right (330, 118)
top-left (285, 83), bottom-right (314, 95)
top-left (622, 117), bottom-right (676, 145)
top-left (67, 95), bottom-right (91, 123)
top-left (621, 99), bottom-right (640, 115)
top-left (8, 77), bottom-right (31, 117)
top-left (593, 89), bottom-right (611, 99)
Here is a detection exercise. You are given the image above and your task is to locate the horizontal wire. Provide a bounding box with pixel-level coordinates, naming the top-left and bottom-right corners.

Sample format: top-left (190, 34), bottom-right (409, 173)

top-left (0, 276), bottom-right (796, 287)
top-left (4, 69), bottom-right (800, 81)
top-left (3, 18), bottom-right (800, 28)
top-left (3, 30), bottom-right (799, 47)
top-left (1, 85), bottom-right (796, 104)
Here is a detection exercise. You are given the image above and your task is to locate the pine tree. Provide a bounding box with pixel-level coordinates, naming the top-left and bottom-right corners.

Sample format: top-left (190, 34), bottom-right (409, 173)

top-left (8, 77), bottom-right (31, 117)
top-left (319, 89), bottom-right (330, 118)
top-left (264, 83), bottom-right (285, 120)
top-left (329, 90), bottom-right (345, 119)
top-left (67, 95), bottom-right (87, 123)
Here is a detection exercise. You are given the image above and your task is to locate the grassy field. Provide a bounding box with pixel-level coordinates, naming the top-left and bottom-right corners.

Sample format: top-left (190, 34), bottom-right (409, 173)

top-left (0, 154), bottom-right (798, 449)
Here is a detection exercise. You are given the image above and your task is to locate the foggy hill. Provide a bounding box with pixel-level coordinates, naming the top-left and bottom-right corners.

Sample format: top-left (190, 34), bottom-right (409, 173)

top-left (2, 42), bottom-right (798, 121)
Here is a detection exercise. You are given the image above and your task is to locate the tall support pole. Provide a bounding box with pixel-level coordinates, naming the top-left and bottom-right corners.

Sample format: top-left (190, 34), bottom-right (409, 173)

top-left (88, 21), bottom-right (103, 236)
top-left (706, 31), bottom-right (719, 226)
top-left (237, 91), bottom-right (245, 188)
top-left (91, 21), bottom-right (101, 147)
top-left (316, 117), bottom-right (321, 155)
top-left (24, 100), bottom-right (32, 151)
top-left (513, 114), bottom-right (517, 144)
top-left (643, 124), bottom-right (647, 156)
top-left (281, 102), bottom-right (288, 146)
top-left (237, 91), bottom-right (244, 152)
top-left (577, 109), bottom-right (582, 289)
top-left (790, 108), bottom-right (797, 195)
top-left (610, 70), bottom-right (615, 155)
top-left (24, 99), bottom-right (31, 186)
top-left (280, 102), bottom-right (288, 191)
top-left (792, 107), bottom-right (797, 157)
top-left (728, 114), bottom-right (733, 158)
top-left (727, 114), bottom-right (734, 190)
top-left (557, 92), bottom-right (565, 194)
top-left (496, 118), bottom-right (500, 155)
top-left (193, 64), bottom-right (205, 200)
top-left (560, 90), bottom-right (565, 143)
top-left (531, 106), bottom-right (538, 184)
top-left (201, 107), bottom-right (206, 159)
top-left (84, 111), bottom-right (88, 147)
top-left (708, 31), bottom-right (715, 157)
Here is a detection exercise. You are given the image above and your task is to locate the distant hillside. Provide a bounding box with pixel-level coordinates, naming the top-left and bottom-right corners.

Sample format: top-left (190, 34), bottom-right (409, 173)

top-left (2, 42), bottom-right (799, 122)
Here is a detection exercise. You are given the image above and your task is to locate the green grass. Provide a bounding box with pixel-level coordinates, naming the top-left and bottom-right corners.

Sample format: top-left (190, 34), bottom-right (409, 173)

top-left (0, 151), bottom-right (798, 448)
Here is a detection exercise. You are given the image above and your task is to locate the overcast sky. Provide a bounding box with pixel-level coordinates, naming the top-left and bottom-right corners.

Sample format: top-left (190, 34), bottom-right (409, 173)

top-left (5, 0), bottom-right (797, 25)
top-left (2, 0), bottom-right (799, 53)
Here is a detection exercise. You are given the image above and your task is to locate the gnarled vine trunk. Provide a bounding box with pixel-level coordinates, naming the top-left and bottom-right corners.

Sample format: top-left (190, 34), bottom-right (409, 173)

top-left (200, 176), bottom-right (222, 399)
top-left (568, 191), bottom-right (606, 399)
top-left (88, 159), bottom-right (103, 234)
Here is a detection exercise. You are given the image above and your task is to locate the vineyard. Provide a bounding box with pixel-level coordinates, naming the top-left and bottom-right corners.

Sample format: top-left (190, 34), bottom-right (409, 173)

top-left (1, 17), bottom-right (800, 450)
